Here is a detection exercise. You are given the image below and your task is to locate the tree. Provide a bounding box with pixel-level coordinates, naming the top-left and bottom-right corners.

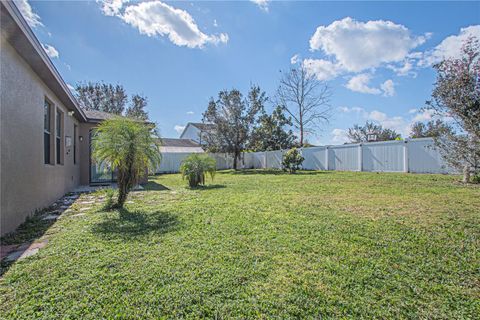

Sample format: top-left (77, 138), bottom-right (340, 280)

top-left (427, 37), bottom-right (480, 183)
top-left (409, 119), bottom-right (454, 139)
top-left (75, 82), bottom-right (128, 115)
top-left (276, 65), bottom-right (333, 146)
top-left (202, 86), bottom-right (265, 169)
top-left (125, 94), bottom-right (149, 120)
top-left (248, 106), bottom-right (296, 151)
top-left (92, 117), bottom-right (161, 208)
top-left (347, 121), bottom-right (401, 143)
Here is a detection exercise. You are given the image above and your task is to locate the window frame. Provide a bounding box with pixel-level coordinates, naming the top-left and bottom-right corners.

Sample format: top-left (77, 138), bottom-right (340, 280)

top-left (55, 107), bottom-right (64, 165)
top-left (73, 124), bottom-right (77, 165)
top-left (44, 99), bottom-right (54, 165)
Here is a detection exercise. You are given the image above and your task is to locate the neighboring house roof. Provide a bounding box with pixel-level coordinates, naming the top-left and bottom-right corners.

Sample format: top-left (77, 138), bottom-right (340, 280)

top-left (179, 122), bottom-right (215, 139)
top-left (1, 1), bottom-right (87, 122)
top-left (159, 138), bottom-right (201, 148)
top-left (83, 110), bottom-right (117, 123)
top-left (189, 123), bottom-right (215, 131)
top-left (158, 138), bottom-right (204, 153)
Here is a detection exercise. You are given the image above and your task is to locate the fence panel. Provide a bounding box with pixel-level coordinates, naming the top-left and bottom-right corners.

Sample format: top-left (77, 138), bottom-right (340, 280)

top-left (301, 146), bottom-right (327, 170)
top-left (362, 141), bottom-right (405, 172)
top-left (328, 145), bottom-right (359, 171)
top-left (156, 152), bottom-right (192, 173)
top-left (155, 138), bottom-right (452, 174)
top-left (266, 150), bottom-right (284, 169)
top-left (407, 138), bottom-right (449, 173)
top-left (211, 153), bottom-right (233, 170)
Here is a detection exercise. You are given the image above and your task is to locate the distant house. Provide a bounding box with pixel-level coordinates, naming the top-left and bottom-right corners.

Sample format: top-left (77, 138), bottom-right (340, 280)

top-left (159, 138), bottom-right (204, 153)
top-left (179, 122), bottom-right (215, 145)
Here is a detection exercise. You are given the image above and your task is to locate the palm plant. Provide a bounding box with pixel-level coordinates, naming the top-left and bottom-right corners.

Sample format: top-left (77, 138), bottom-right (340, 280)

top-left (92, 117), bottom-right (161, 208)
top-left (180, 154), bottom-right (216, 187)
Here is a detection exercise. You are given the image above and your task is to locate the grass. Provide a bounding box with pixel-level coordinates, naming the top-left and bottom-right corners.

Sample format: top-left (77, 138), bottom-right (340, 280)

top-left (1, 170), bottom-right (479, 318)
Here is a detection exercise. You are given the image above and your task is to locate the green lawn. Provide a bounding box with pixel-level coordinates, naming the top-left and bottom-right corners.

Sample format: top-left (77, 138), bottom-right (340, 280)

top-left (1, 171), bottom-right (479, 318)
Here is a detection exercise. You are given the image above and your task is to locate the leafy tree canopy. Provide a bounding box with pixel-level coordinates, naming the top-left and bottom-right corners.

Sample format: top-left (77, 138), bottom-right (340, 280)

top-left (75, 82), bottom-right (149, 120)
top-left (427, 37), bottom-right (480, 182)
top-left (347, 121), bottom-right (401, 143)
top-left (248, 106), bottom-right (296, 151)
top-left (203, 86), bottom-right (266, 169)
top-left (409, 119), bottom-right (454, 139)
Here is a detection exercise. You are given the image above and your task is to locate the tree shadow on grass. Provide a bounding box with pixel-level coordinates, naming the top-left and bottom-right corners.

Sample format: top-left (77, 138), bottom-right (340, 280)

top-left (143, 181), bottom-right (170, 191)
top-left (92, 208), bottom-right (180, 240)
top-left (225, 169), bottom-right (329, 176)
top-left (189, 184), bottom-right (226, 191)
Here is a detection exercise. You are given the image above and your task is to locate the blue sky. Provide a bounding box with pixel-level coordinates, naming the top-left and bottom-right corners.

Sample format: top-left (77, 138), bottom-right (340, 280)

top-left (17, 0), bottom-right (480, 144)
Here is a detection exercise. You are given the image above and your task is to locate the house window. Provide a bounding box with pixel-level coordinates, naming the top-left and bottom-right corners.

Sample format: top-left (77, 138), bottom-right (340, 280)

top-left (74, 124), bottom-right (77, 164)
top-left (44, 100), bottom-right (52, 164)
top-left (56, 109), bottom-right (64, 164)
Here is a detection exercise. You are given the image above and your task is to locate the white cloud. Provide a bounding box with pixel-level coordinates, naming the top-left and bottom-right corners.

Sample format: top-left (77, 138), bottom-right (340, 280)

top-left (419, 25), bottom-right (480, 66)
top-left (174, 125), bottom-right (185, 133)
top-left (67, 83), bottom-right (75, 92)
top-left (99, 0), bottom-right (129, 16)
top-left (387, 60), bottom-right (415, 77)
top-left (109, 1), bottom-right (228, 48)
top-left (250, 0), bottom-right (270, 12)
top-left (380, 79), bottom-right (395, 97)
top-left (290, 54), bottom-right (299, 65)
top-left (309, 17), bottom-right (428, 73)
top-left (42, 44), bottom-right (59, 59)
top-left (367, 110), bottom-right (408, 136)
top-left (213, 19), bottom-right (218, 27)
top-left (412, 109), bottom-right (435, 122)
top-left (346, 74), bottom-right (381, 95)
top-left (14, 0), bottom-right (43, 28)
top-left (339, 106), bottom-right (366, 114)
top-left (345, 74), bottom-right (395, 96)
top-left (186, 111), bottom-right (194, 115)
top-left (303, 58), bottom-right (342, 81)
top-left (408, 108), bottom-right (418, 114)
top-left (331, 128), bottom-right (349, 144)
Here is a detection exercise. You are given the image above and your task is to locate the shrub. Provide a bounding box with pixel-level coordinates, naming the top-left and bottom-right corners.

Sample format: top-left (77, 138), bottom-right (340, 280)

top-left (282, 147), bottom-right (304, 174)
top-left (471, 174), bottom-right (480, 184)
top-left (180, 154), bottom-right (217, 187)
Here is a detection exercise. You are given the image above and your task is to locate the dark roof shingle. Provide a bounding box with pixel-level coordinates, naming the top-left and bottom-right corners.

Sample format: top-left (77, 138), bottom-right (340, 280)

top-left (190, 123), bottom-right (215, 131)
top-left (159, 138), bottom-right (201, 148)
top-left (83, 109), bottom-right (117, 122)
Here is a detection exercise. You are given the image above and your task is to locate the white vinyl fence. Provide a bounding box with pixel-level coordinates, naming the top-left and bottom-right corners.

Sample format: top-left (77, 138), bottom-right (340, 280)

top-left (156, 138), bottom-right (452, 174)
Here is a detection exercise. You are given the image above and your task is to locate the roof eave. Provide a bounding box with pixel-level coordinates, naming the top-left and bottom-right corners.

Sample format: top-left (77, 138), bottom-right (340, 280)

top-left (1, 1), bottom-right (87, 122)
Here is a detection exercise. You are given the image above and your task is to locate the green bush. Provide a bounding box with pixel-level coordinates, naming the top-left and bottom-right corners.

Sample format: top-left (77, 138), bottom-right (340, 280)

top-left (282, 147), bottom-right (304, 174)
top-left (471, 174), bottom-right (480, 184)
top-left (180, 154), bottom-right (217, 187)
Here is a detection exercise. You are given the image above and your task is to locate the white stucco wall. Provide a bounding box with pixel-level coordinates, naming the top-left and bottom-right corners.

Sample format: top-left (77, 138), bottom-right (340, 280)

top-left (1, 39), bottom-right (81, 235)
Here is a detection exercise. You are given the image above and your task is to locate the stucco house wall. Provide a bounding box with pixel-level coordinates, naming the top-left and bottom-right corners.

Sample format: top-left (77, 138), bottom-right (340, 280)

top-left (0, 39), bottom-right (81, 235)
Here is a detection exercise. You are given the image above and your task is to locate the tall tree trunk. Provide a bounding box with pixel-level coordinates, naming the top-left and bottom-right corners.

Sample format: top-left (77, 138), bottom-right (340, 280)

top-left (233, 151), bottom-right (238, 170)
top-left (117, 184), bottom-right (128, 208)
top-left (463, 165), bottom-right (471, 183)
top-left (299, 122), bottom-right (304, 146)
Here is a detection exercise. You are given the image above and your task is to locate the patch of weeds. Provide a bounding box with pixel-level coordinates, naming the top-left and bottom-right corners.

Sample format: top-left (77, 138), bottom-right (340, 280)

top-left (0, 209), bottom-right (51, 245)
top-left (471, 174), bottom-right (480, 184)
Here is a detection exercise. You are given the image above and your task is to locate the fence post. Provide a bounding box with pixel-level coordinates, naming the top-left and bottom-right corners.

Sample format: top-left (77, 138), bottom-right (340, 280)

top-left (264, 151), bottom-right (267, 169)
top-left (403, 140), bottom-right (409, 173)
top-left (358, 143), bottom-right (363, 172)
top-left (325, 146), bottom-right (329, 171)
